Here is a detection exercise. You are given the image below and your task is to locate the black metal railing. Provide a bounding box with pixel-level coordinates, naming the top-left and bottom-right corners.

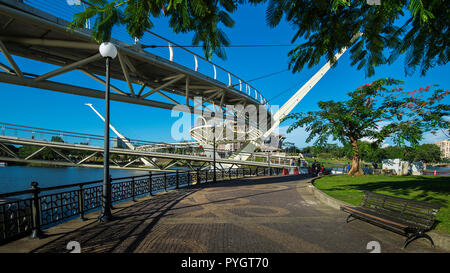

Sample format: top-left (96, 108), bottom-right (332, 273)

top-left (0, 166), bottom-right (285, 244)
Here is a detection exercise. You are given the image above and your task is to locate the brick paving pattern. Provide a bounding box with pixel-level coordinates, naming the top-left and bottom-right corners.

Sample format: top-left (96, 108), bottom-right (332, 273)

top-left (2, 175), bottom-right (445, 253)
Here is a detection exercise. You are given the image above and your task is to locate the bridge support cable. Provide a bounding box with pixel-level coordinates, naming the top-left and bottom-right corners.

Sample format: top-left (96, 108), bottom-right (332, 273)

top-left (264, 32), bottom-right (363, 139)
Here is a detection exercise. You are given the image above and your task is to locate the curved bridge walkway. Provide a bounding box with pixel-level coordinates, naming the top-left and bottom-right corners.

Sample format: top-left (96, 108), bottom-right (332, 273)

top-left (0, 175), bottom-right (444, 253)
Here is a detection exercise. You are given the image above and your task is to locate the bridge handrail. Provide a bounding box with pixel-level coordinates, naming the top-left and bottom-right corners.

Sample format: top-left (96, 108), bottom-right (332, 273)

top-left (144, 30), bottom-right (270, 108)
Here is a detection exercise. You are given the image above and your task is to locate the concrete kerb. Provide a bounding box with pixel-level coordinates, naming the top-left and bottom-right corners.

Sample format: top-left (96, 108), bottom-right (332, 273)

top-left (308, 175), bottom-right (450, 252)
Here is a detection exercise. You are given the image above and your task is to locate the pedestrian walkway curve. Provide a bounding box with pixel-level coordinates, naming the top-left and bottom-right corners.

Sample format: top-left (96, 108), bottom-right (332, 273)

top-left (0, 175), bottom-right (444, 253)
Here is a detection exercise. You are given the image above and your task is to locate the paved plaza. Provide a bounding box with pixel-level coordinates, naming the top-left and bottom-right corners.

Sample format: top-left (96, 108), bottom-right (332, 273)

top-left (0, 175), bottom-right (444, 253)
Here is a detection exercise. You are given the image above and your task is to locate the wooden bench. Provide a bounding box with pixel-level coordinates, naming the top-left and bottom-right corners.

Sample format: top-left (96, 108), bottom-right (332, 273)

top-left (340, 191), bottom-right (442, 248)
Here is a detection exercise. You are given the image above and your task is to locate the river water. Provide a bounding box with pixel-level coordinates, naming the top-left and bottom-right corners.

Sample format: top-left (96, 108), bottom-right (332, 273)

top-left (0, 166), bottom-right (152, 194)
top-left (0, 165), bottom-right (448, 194)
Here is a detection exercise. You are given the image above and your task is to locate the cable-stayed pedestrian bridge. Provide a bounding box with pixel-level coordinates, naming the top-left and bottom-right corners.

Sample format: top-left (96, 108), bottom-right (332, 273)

top-left (0, 0), bottom-right (360, 168)
top-left (0, 122), bottom-right (292, 171)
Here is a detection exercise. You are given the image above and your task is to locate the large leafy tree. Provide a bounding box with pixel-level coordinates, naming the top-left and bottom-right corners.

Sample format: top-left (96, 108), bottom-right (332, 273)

top-left (70, 1), bottom-right (448, 74)
top-left (283, 78), bottom-right (449, 175)
top-left (69, 0), bottom-right (263, 60)
top-left (266, 0), bottom-right (449, 76)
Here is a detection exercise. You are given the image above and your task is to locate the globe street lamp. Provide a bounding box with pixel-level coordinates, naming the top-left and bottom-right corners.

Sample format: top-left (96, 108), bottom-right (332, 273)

top-left (98, 42), bottom-right (117, 222)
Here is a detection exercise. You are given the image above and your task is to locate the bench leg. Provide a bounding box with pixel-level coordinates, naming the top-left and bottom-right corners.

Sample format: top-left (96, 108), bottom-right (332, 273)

top-left (346, 214), bottom-right (357, 223)
top-left (403, 232), bottom-right (435, 249)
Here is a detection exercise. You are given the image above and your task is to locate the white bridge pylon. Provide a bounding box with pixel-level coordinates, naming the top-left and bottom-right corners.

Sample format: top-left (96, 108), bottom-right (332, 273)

top-left (85, 103), bottom-right (154, 167)
top-left (88, 33), bottom-right (362, 166)
top-left (228, 32), bottom-right (363, 161)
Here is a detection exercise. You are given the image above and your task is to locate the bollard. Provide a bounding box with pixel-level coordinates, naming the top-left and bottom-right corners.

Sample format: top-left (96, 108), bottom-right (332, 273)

top-left (30, 181), bottom-right (43, 239)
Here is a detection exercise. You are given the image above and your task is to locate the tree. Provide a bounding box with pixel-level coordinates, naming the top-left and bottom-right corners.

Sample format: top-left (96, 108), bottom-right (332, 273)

top-left (406, 143), bottom-right (442, 162)
top-left (356, 141), bottom-right (386, 163)
top-left (71, 1), bottom-right (448, 74)
top-left (266, 0), bottom-right (449, 76)
top-left (51, 136), bottom-right (65, 143)
top-left (383, 145), bottom-right (408, 160)
top-left (283, 78), bottom-right (449, 175)
top-left (69, 0), bottom-right (264, 60)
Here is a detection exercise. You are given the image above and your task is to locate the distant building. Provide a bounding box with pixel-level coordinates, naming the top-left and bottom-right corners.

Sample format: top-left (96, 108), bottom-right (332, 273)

top-left (435, 139), bottom-right (450, 159)
top-left (113, 137), bottom-right (129, 149)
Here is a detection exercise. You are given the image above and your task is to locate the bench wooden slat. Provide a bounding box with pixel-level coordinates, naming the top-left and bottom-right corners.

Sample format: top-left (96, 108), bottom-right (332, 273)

top-left (341, 206), bottom-right (409, 229)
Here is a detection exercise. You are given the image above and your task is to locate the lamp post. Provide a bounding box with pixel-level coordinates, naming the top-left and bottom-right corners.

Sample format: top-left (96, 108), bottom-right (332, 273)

top-left (213, 124), bottom-right (217, 183)
top-left (98, 42), bottom-right (117, 222)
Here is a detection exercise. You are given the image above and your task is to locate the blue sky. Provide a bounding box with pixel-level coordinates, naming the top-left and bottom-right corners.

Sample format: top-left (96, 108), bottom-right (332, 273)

top-left (0, 2), bottom-right (449, 148)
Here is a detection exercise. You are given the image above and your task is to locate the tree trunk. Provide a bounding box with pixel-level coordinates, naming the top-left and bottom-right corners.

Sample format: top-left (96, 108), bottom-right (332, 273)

top-left (349, 139), bottom-right (363, 175)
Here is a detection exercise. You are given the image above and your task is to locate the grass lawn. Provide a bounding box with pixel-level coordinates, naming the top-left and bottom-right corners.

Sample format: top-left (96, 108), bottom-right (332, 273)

top-left (313, 175), bottom-right (450, 234)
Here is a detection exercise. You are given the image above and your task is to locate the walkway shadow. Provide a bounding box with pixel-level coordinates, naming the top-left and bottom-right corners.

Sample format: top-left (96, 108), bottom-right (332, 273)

top-left (30, 188), bottom-right (200, 253)
top-left (29, 175), bottom-right (310, 253)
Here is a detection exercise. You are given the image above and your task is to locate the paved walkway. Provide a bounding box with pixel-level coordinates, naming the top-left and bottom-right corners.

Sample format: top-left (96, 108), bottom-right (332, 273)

top-left (0, 175), bottom-right (445, 253)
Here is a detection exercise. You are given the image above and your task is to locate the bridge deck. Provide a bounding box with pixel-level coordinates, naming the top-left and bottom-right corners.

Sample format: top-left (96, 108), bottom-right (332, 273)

top-left (0, 0), bottom-right (269, 114)
top-left (0, 135), bottom-right (292, 170)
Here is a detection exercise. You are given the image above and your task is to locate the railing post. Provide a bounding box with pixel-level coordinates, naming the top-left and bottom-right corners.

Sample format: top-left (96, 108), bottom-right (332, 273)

top-left (109, 174), bottom-right (116, 210)
top-left (30, 181), bottom-right (42, 239)
top-left (263, 167), bottom-right (266, 176)
top-left (176, 170), bottom-right (179, 189)
top-left (164, 172), bottom-right (167, 191)
top-left (197, 169), bottom-right (200, 184)
top-left (78, 184), bottom-right (85, 220)
top-left (149, 172), bottom-right (153, 196)
top-left (205, 169), bottom-right (208, 183)
top-left (131, 177), bottom-right (136, 202)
